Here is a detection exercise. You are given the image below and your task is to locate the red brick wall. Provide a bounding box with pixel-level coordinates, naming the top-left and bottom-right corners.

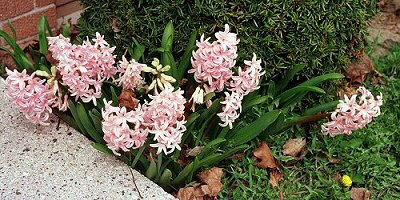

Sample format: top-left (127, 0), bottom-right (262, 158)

top-left (0, 0), bottom-right (82, 46)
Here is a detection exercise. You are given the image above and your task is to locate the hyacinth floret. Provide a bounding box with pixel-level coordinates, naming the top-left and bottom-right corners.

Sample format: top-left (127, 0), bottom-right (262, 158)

top-left (322, 86), bottom-right (383, 137)
top-left (48, 32), bottom-right (117, 106)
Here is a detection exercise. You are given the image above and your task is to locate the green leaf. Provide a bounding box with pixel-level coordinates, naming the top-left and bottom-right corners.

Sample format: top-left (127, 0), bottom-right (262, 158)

top-left (38, 16), bottom-right (49, 54)
top-left (171, 162), bottom-right (194, 185)
top-left (275, 64), bottom-right (306, 92)
top-left (177, 31), bottom-right (197, 80)
top-left (304, 101), bottom-right (339, 116)
top-left (277, 86), bottom-right (325, 104)
top-left (92, 143), bottom-right (113, 155)
top-left (186, 112), bottom-right (200, 126)
top-left (62, 23), bottom-right (71, 37)
top-left (267, 80), bottom-right (276, 97)
top-left (229, 110), bottom-right (281, 146)
top-left (76, 103), bottom-right (105, 144)
top-left (242, 95), bottom-right (268, 112)
top-left (197, 98), bottom-right (221, 124)
top-left (161, 21), bottom-right (174, 51)
top-left (88, 111), bottom-right (103, 134)
top-left (68, 100), bottom-right (88, 136)
top-left (159, 169), bottom-right (172, 187)
top-left (299, 73), bottom-right (344, 87)
top-left (195, 144), bottom-right (248, 172)
top-left (110, 86), bottom-right (119, 107)
top-left (132, 38), bottom-right (145, 61)
top-left (7, 20), bottom-right (16, 40)
top-left (197, 138), bottom-right (226, 159)
top-left (204, 92), bottom-right (215, 103)
top-left (145, 156), bottom-right (158, 180)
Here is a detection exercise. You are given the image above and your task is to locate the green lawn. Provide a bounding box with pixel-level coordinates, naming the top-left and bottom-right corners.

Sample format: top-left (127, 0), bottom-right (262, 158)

top-left (220, 46), bottom-right (400, 199)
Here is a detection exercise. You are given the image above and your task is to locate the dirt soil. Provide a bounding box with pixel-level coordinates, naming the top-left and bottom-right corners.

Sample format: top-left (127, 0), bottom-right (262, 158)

top-left (368, 0), bottom-right (400, 57)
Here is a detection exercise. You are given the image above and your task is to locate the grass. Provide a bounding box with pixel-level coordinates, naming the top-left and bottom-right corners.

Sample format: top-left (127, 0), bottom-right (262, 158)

top-left (220, 46), bottom-right (400, 199)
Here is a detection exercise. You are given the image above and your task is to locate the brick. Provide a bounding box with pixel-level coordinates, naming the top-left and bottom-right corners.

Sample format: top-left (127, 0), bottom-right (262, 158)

top-left (2, 5), bottom-right (57, 40)
top-left (56, 0), bottom-right (75, 6)
top-left (56, 1), bottom-right (82, 18)
top-left (36, 0), bottom-right (56, 7)
top-left (0, 0), bottom-right (35, 21)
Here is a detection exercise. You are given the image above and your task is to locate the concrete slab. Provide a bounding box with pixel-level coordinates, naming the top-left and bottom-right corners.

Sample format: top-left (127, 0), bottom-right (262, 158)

top-left (0, 82), bottom-right (175, 200)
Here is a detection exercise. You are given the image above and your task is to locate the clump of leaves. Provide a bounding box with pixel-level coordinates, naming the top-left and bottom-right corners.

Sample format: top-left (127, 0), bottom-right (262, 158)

top-left (77, 0), bottom-right (377, 80)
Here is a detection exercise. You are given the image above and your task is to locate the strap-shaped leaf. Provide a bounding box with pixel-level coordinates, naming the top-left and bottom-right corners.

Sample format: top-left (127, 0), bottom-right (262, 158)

top-left (197, 138), bottom-right (226, 159)
top-left (88, 110), bottom-right (103, 134)
top-left (197, 98), bottom-right (221, 124)
top-left (131, 38), bottom-right (145, 61)
top-left (275, 64), bottom-right (306, 93)
top-left (242, 95), bottom-right (268, 112)
top-left (171, 162), bottom-right (194, 185)
top-left (299, 73), bottom-right (344, 86)
top-left (62, 24), bottom-right (71, 37)
top-left (177, 31), bottom-right (197, 80)
top-left (159, 169), bottom-right (172, 188)
top-left (92, 143), bottom-right (113, 156)
top-left (76, 102), bottom-right (105, 144)
top-left (277, 85), bottom-right (325, 104)
top-left (110, 86), bottom-right (119, 107)
top-left (304, 101), bottom-right (339, 116)
top-left (68, 100), bottom-right (88, 136)
top-left (229, 110), bottom-right (281, 146)
top-left (194, 144), bottom-right (248, 172)
top-left (145, 156), bottom-right (157, 180)
top-left (186, 112), bottom-right (200, 126)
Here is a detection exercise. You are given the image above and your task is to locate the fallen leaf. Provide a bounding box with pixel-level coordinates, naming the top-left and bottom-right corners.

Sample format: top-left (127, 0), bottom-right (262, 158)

top-left (229, 152), bottom-right (245, 160)
top-left (269, 170), bottom-right (284, 188)
top-left (119, 89), bottom-right (139, 111)
top-left (351, 187), bottom-right (371, 200)
top-left (283, 138), bottom-right (306, 157)
top-left (253, 142), bottom-right (279, 169)
top-left (333, 173), bottom-right (342, 182)
top-left (344, 54), bottom-right (375, 84)
top-left (185, 146), bottom-right (204, 157)
top-left (322, 151), bottom-right (342, 164)
top-left (176, 167), bottom-right (224, 200)
top-left (198, 167), bottom-right (224, 196)
top-left (176, 184), bottom-right (202, 200)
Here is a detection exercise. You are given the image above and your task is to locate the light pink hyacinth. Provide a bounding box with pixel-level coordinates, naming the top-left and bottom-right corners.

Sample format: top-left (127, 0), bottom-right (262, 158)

top-left (189, 24), bottom-right (239, 93)
top-left (116, 56), bottom-right (145, 90)
top-left (48, 33), bottom-right (117, 106)
top-left (229, 53), bottom-right (265, 96)
top-left (101, 100), bottom-right (148, 156)
top-left (5, 69), bottom-right (55, 125)
top-left (322, 86), bottom-right (383, 137)
top-left (217, 91), bottom-right (243, 129)
top-left (143, 87), bottom-right (187, 155)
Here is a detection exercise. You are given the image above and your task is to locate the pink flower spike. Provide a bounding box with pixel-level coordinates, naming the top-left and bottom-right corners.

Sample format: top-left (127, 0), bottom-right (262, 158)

top-left (5, 69), bottom-right (55, 125)
top-left (322, 86), bottom-right (383, 137)
top-left (229, 53), bottom-right (265, 96)
top-left (48, 33), bottom-right (117, 106)
top-left (217, 91), bottom-right (243, 129)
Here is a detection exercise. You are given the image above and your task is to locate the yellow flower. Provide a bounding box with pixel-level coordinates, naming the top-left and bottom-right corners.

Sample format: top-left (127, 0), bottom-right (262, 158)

top-left (342, 175), bottom-right (352, 187)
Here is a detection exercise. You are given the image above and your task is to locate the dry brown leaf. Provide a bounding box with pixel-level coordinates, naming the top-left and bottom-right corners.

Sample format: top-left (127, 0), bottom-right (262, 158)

top-left (253, 142), bottom-right (279, 169)
top-left (322, 151), bottom-right (342, 164)
top-left (229, 152), bottom-right (245, 160)
top-left (119, 89), bottom-right (139, 111)
top-left (269, 170), bottom-right (284, 188)
top-left (198, 167), bottom-right (224, 196)
top-left (351, 187), bottom-right (371, 200)
top-left (185, 146), bottom-right (204, 157)
top-left (344, 54), bottom-right (375, 84)
top-left (176, 184), bottom-right (203, 200)
top-left (283, 138), bottom-right (306, 157)
top-left (176, 167), bottom-right (224, 200)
